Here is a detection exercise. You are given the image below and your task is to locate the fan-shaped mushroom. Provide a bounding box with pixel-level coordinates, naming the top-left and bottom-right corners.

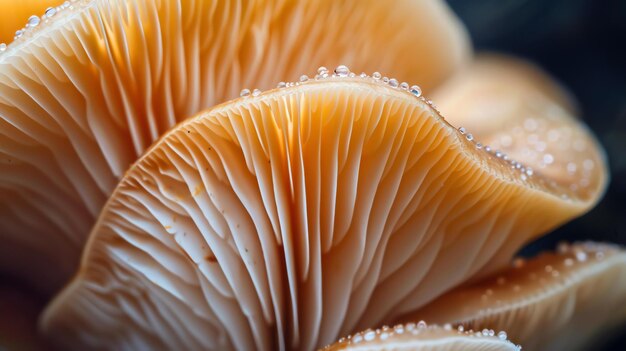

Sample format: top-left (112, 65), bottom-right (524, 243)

top-left (406, 242), bottom-right (626, 351)
top-left (41, 69), bottom-right (606, 350)
top-left (323, 323), bottom-right (520, 351)
top-left (0, 0), bottom-right (469, 292)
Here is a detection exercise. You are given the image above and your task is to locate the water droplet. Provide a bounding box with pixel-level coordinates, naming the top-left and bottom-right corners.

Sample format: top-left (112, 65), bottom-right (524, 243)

top-left (526, 168), bottom-right (534, 176)
top-left (349, 72), bottom-right (356, 78)
top-left (380, 332), bottom-right (389, 340)
top-left (299, 75), bottom-right (309, 82)
top-left (458, 127), bottom-right (466, 134)
top-left (458, 325), bottom-right (465, 332)
top-left (240, 89), bottom-right (251, 97)
top-left (352, 334), bottom-right (363, 343)
top-left (476, 143), bottom-right (483, 149)
top-left (495, 151), bottom-right (503, 158)
top-left (0, 43), bottom-right (6, 52)
top-left (363, 330), bottom-right (376, 341)
top-left (466, 134), bottom-right (474, 141)
top-left (334, 65), bottom-right (350, 77)
top-left (372, 72), bottom-right (382, 80)
top-left (410, 85), bottom-right (422, 97)
top-left (382, 77), bottom-right (389, 83)
top-left (417, 320), bottom-right (427, 328)
top-left (317, 66), bottom-right (328, 75)
top-left (443, 323), bottom-right (452, 331)
top-left (359, 72), bottom-right (367, 78)
top-left (564, 258), bottom-right (574, 266)
top-left (575, 251), bottom-right (588, 262)
top-left (388, 78), bottom-right (399, 88)
top-left (45, 7), bottom-right (57, 17)
top-left (277, 82), bottom-right (286, 88)
top-left (498, 331), bottom-right (507, 340)
top-left (484, 146), bottom-right (492, 152)
top-left (252, 89), bottom-right (261, 97)
top-left (27, 15), bottom-right (40, 27)
top-left (482, 329), bottom-right (490, 336)
top-left (15, 29), bottom-right (24, 38)
top-left (400, 82), bottom-right (409, 90)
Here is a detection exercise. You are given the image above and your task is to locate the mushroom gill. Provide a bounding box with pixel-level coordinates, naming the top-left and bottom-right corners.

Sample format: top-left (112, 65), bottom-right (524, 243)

top-left (42, 71), bottom-right (605, 350)
top-left (0, 0), bottom-right (469, 293)
top-left (323, 323), bottom-right (520, 351)
top-left (406, 242), bottom-right (626, 351)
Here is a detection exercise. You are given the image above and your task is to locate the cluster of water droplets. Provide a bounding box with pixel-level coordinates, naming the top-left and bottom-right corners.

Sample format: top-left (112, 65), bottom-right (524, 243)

top-left (323, 321), bottom-right (520, 350)
top-left (240, 64), bottom-right (425, 101)
top-left (457, 125), bottom-right (535, 182)
top-left (0, 1), bottom-right (79, 53)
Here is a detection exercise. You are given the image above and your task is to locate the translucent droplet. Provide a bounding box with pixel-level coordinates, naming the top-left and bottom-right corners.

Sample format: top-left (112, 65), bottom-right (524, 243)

top-left (317, 66), bottom-right (328, 75)
top-left (334, 65), bottom-right (350, 77)
top-left (252, 89), bottom-right (261, 97)
top-left (372, 72), bottom-right (382, 80)
top-left (498, 331), bottom-right (507, 340)
top-left (443, 323), bottom-right (452, 331)
top-left (349, 72), bottom-right (356, 78)
top-left (526, 168), bottom-right (534, 176)
top-left (15, 29), bottom-right (24, 38)
top-left (458, 127), bottom-right (466, 134)
top-left (457, 325), bottom-right (464, 332)
top-left (359, 72), bottom-right (367, 78)
top-left (382, 77), bottom-right (389, 83)
top-left (45, 7), bottom-right (57, 17)
top-left (410, 85), bottom-right (422, 97)
top-left (27, 15), bottom-right (40, 27)
top-left (299, 75), bottom-right (309, 82)
top-left (417, 320), bottom-right (427, 328)
top-left (0, 43), bottom-right (6, 52)
top-left (240, 89), bottom-right (251, 97)
top-left (476, 143), bottom-right (483, 149)
top-left (352, 334), bottom-right (363, 343)
top-left (388, 78), bottom-right (399, 87)
top-left (277, 82), bottom-right (286, 88)
top-left (564, 258), bottom-right (574, 266)
top-left (466, 134), bottom-right (474, 141)
top-left (363, 330), bottom-right (376, 341)
top-left (543, 153), bottom-right (554, 165)
top-left (482, 329), bottom-right (490, 336)
top-left (575, 251), bottom-right (587, 262)
top-left (400, 82), bottom-right (409, 90)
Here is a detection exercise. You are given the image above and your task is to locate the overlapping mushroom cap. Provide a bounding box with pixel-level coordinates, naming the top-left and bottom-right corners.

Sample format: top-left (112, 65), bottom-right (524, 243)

top-left (0, 0), bottom-right (469, 292)
top-left (41, 66), bottom-right (609, 350)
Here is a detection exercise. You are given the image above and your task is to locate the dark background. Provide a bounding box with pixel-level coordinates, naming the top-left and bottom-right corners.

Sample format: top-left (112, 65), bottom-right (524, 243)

top-left (445, 0), bottom-right (626, 348)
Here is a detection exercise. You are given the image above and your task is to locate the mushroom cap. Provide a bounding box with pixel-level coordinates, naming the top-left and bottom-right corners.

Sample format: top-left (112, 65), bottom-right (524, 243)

top-left (42, 74), bottom-right (602, 350)
top-left (323, 323), bottom-right (520, 351)
top-left (0, 0), bottom-right (469, 292)
top-left (432, 54), bottom-right (607, 205)
top-left (406, 242), bottom-right (626, 351)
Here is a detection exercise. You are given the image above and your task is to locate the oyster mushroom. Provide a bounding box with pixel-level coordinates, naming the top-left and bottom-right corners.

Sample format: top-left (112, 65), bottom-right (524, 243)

top-left (41, 69), bottom-right (606, 350)
top-left (0, 0), bottom-right (469, 292)
top-left (323, 323), bottom-right (520, 351)
top-left (407, 242), bottom-right (626, 351)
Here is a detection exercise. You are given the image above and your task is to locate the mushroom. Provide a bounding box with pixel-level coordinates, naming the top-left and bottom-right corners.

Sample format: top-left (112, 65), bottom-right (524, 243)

top-left (41, 67), bottom-right (607, 350)
top-left (0, 0), bottom-right (469, 293)
top-left (323, 323), bottom-right (520, 351)
top-left (405, 242), bottom-right (626, 351)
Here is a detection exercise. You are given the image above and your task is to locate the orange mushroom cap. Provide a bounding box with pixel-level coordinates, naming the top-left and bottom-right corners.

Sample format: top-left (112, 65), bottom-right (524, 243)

top-left (0, 0), bottom-right (469, 293)
top-left (406, 242), bottom-right (626, 351)
top-left (42, 70), bottom-right (605, 350)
